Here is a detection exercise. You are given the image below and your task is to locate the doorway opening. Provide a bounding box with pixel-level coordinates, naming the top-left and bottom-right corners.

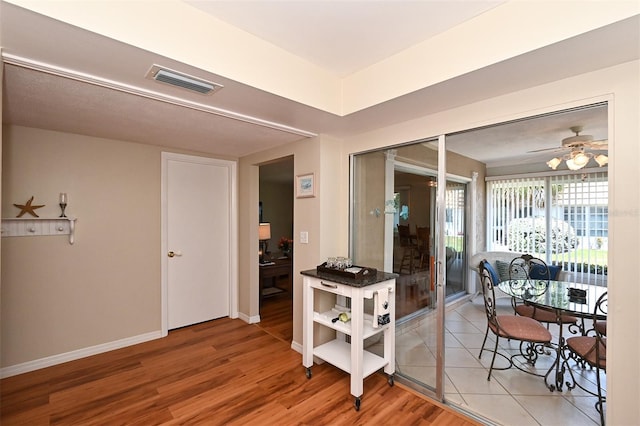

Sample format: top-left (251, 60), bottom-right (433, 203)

top-left (257, 156), bottom-right (294, 343)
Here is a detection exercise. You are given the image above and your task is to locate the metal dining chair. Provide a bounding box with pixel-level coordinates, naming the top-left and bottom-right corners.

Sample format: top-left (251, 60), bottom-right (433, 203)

top-left (508, 254), bottom-right (579, 329)
top-left (415, 226), bottom-right (430, 270)
top-left (478, 259), bottom-right (552, 381)
top-left (565, 291), bottom-right (607, 425)
top-left (397, 224), bottom-right (417, 274)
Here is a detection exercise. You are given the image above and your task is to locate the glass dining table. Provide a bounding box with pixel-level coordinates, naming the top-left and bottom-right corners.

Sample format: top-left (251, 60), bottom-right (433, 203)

top-left (497, 279), bottom-right (608, 391)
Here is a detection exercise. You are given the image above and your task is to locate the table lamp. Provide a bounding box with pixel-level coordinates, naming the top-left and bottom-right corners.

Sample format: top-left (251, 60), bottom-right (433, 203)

top-left (259, 222), bottom-right (271, 263)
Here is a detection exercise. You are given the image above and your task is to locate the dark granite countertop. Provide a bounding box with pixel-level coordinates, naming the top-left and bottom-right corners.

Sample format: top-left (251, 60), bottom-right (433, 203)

top-left (301, 268), bottom-right (398, 287)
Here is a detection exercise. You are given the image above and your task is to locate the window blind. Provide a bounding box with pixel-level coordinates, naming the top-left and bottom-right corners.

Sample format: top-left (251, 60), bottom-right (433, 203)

top-left (487, 171), bottom-right (607, 286)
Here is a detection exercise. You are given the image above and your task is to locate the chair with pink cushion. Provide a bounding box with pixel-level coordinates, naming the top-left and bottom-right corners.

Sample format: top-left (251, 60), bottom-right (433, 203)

top-left (478, 259), bottom-right (552, 381)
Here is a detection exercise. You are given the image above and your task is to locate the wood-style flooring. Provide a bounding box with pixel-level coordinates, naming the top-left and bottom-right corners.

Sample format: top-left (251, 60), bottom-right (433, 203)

top-left (1, 293), bottom-right (478, 425)
top-left (257, 292), bottom-right (293, 344)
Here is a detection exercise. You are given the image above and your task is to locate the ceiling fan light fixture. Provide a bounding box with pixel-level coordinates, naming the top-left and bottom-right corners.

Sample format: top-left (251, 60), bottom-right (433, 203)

top-left (549, 153), bottom-right (606, 171)
top-left (594, 154), bottom-right (609, 167)
top-left (565, 157), bottom-right (584, 171)
top-left (545, 126), bottom-right (608, 171)
top-left (546, 157), bottom-right (562, 170)
top-left (572, 151), bottom-right (590, 167)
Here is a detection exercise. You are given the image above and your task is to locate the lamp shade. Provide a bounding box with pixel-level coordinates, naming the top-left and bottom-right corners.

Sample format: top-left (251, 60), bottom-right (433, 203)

top-left (572, 151), bottom-right (590, 167)
top-left (546, 157), bottom-right (562, 170)
top-left (258, 222), bottom-right (271, 240)
top-left (594, 154), bottom-right (608, 167)
top-left (565, 157), bottom-right (584, 171)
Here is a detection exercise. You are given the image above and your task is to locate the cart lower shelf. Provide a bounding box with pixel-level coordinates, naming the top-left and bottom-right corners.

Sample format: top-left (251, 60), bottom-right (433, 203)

top-left (313, 339), bottom-right (388, 378)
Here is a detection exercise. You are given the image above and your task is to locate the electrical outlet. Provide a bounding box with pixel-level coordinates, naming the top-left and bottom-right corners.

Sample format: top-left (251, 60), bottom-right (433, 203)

top-left (300, 231), bottom-right (309, 244)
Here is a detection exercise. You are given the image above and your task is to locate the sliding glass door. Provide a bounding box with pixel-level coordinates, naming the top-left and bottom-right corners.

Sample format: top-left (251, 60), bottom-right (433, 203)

top-left (350, 136), bottom-right (450, 401)
top-left (350, 102), bottom-right (608, 425)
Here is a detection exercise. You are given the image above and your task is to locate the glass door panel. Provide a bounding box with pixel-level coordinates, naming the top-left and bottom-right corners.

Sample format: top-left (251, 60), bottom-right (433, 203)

top-left (444, 182), bottom-right (467, 299)
top-left (350, 138), bottom-right (446, 401)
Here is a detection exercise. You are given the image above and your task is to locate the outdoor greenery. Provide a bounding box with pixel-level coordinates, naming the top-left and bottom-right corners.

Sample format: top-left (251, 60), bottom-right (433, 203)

top-left (551, 248), bottom-right (608, 268)
top-left (523, 249), bottom-right (608, 275)
top-left (446, 236), bottom-right (464, 252)
top-left (507, 217), bottom-right (577, 254)
top-left (557, 261), bottom-right (608, 275)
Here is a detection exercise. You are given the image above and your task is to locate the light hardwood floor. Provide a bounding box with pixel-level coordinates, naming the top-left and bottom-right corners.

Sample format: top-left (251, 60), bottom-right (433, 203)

top-left (1, 295), bottom-right (478, 425)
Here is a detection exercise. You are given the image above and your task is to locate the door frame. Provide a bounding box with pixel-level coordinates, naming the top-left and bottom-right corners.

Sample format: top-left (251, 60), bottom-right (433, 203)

top-left (160, 152), bottom-right (238, 336)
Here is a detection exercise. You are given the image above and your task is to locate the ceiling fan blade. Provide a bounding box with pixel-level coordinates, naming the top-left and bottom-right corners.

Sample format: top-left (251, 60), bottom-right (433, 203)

top-left (586, 139), bottom-right (608, 149)
top-left (527, 146), bottom-right (568, 154)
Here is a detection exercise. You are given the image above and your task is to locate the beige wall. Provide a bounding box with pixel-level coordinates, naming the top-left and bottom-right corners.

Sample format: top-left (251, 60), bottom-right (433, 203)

top-left (0, 125), bottom-right (234, 369)
top-left (395, 172), bottom-right (431, 227)
top-left (237, 134), bottom-right (344, 346)
top-left (351, 151), bottom-right (386, 269)
top-left (1, 126), bottom-right (162, 366)
top-left (339, 60), bottom-right (639, 426)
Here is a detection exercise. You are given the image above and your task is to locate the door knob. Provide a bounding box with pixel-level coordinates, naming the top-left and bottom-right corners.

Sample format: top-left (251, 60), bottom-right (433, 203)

top-left (168, 251), bottom-right (182, 257)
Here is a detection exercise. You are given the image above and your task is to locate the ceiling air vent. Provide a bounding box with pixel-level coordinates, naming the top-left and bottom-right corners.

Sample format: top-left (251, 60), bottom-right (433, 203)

top-left (145, 65), bottom-right (223, 95)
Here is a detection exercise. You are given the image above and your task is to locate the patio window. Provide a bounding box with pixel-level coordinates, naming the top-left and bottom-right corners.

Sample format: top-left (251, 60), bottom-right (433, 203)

top-left (487, 171), bottom-right (607, 286)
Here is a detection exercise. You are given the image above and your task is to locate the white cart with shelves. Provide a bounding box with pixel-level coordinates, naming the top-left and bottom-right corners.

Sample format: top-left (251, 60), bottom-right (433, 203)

top-left (302, 269), bottom-right (396, 411)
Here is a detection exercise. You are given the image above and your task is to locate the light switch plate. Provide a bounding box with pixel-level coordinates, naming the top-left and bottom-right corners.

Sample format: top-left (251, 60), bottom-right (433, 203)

top-left (300, 231), bottom-right (309, 244)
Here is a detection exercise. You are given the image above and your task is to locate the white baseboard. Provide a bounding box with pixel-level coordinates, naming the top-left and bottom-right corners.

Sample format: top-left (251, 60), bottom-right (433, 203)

top-left (290, 340), bottom-right (302, 354)
top-left (237, 311), bottom-right (261, 324)
top-left (0, 330), bottom-right (162, 379)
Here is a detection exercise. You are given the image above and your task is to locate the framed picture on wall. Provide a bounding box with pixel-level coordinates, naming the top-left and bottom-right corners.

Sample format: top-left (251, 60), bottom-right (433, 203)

top-left (296, 173), bottom-right (315, 198)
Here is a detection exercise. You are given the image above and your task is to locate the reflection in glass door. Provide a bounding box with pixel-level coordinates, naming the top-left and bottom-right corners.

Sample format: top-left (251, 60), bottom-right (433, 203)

top-left (350, 138), bottom-right (448, 402)
top-left (350, 136), bottom-right (473, 404)
top-left (393, 169), bottom-right (435, 321)
top-left (444, 182), bottom-right (467, 299)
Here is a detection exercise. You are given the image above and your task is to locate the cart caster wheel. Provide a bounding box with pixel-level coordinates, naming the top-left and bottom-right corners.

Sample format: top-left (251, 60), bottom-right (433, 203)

top-left (354, 397), bottom-right (361, 411)
top-left (305, 367), bottom-right (312, 379)
top-left (388, 375), bottom-right (394, 386)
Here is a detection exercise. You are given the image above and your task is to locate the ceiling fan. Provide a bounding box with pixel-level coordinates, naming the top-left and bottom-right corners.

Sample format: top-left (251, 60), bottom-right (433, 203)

top-left (529, 126), bottom-right (608, 170)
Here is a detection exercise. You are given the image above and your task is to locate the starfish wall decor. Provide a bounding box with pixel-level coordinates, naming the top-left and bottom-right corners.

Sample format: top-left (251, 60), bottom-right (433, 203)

top-left (14, 196), bottom-right (45, 218)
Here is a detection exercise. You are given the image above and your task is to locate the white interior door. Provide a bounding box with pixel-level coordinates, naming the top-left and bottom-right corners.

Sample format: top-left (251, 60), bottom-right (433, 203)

top-left (163, 153), bottom-right (233, 330)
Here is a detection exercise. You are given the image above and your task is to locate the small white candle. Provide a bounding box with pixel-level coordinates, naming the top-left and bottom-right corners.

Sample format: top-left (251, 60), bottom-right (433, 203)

top-left (59, 193), bottom-right (68, 204)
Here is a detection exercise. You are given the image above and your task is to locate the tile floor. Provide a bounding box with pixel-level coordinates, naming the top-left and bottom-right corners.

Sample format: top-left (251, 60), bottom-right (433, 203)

top-left (374, 296), bottom-right (606, 426)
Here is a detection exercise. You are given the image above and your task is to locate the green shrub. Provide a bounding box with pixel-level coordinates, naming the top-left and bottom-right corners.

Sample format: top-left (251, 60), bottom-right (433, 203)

top-left (559, 261), bottom-right (608, 275)
top-left (507, 217), bottom-right (577, 254)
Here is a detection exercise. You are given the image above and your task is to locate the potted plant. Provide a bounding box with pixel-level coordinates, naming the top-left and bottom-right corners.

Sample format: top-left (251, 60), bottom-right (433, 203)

top-left (278, 237), bottom-right (293, 257)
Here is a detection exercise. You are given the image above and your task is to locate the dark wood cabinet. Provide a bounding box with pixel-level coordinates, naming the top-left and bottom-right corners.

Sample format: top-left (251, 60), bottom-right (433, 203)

top-left (259, 257), bottom-right (292, 306)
